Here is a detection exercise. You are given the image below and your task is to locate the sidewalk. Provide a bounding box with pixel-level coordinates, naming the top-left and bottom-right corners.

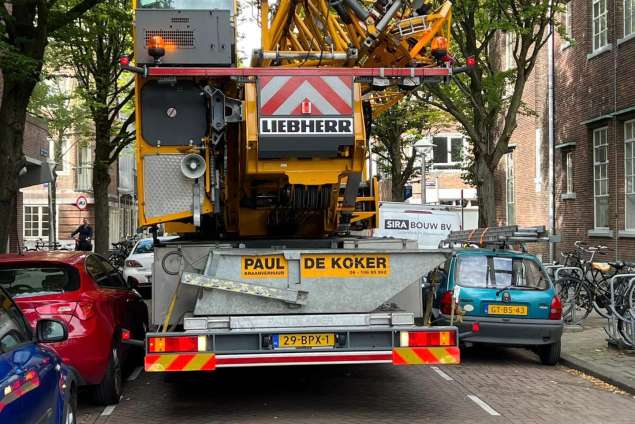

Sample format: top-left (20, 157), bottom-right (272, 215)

top-left (561, 313), bottom-right (635, 394)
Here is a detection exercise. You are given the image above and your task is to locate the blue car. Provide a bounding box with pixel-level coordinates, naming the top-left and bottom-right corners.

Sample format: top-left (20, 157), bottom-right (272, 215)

top-left (431, 248), bottom-right (564, 365)
top-left (0, 286), bottom-right (77, 423)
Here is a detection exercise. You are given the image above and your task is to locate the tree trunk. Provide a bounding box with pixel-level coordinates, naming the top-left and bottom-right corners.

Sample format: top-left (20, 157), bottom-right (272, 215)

top-left (389, 136), bottom-right (404, 202)
top-left (475, 157), bottom-right (497, 228)
top-left (92, 116), bottom-right (112, 254)
top-left (391, 180), bottom-right (405, 202)
top-left (0, 79), bottom-right (36, 252)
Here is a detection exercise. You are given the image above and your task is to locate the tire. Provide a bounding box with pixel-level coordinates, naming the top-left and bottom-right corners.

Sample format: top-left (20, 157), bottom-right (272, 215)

top-left (92, 346), bottom-right (123, 405)
top-left (65, 383), bottom-right (78, 424)
top-left (538, 340), bottom-right (561, 366)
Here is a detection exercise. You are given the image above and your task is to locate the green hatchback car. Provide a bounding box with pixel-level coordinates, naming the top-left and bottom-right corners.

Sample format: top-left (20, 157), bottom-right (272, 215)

top-left (431, 248), bottom-right (564, 365)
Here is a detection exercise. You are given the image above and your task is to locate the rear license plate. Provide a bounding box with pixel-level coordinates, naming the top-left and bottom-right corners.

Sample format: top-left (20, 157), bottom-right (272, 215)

top-left (487, 304), bottom-right (528, 315)
top-left (273, 333), bottom-right (335, 348)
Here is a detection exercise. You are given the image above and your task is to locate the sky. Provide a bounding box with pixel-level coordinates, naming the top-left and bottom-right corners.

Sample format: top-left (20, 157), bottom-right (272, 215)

top-left (236, 1), bottom-right (262, 64)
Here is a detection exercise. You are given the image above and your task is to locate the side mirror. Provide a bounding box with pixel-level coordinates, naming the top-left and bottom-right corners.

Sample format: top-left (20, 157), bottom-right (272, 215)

top-left (36, 319), bottom-right (68, 343)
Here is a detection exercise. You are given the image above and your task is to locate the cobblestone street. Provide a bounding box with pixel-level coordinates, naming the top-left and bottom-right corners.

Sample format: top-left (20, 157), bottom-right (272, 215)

top-left (76, 347), bottom-right (635, 424)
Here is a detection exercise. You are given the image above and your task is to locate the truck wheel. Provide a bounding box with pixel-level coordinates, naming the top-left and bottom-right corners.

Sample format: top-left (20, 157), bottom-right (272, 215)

top-left (538, 340), bottom-right (561, 366)
top-left (93, 346), bottom-right (122, 405)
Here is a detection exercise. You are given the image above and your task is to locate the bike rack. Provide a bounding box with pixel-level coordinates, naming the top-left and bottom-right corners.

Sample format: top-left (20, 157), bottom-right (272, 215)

top-left (606, 274), bottom-right (635, 349)
top-left (552, 266), bottom-right (584, 325)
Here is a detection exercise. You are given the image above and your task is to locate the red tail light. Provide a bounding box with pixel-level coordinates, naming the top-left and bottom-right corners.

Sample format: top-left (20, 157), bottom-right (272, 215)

top-left (440, 291), bottom-right (454, 315)
top-left (549, 296), bottom-right (562, 320)
top-left (121, 329), bottom-right (131, 341)
top-left (148, 336), bottom-right (199, 353)
top-left (125, 260), bottom-right (143, 268)
top-left (403, 330), bottom-right (457, 347)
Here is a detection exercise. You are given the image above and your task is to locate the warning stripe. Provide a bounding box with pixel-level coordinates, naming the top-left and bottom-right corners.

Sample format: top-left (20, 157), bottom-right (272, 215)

top-left (145, 353), bottom-right (216, 372)
top-left (260, 76), bottom-right (353, 116)
top-left (392, 347), bottom-right (460, 365)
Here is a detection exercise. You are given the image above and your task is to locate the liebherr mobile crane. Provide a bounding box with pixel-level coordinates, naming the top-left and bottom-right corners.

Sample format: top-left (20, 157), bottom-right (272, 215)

top-left (124, 0), bottom-right (469, 373)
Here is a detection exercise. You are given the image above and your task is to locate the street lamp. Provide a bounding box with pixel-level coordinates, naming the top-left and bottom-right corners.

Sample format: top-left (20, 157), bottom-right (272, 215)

top-left (415, 139), bottom-right (434, 205)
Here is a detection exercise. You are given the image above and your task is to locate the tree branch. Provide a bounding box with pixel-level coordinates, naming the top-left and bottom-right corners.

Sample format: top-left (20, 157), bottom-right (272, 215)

top-left (49, 0), bottom-right (104, 33)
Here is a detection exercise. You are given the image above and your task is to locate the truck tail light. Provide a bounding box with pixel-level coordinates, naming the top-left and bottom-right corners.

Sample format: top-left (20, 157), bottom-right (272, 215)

top-left (148, 336), bottom-right (206, 353)
top-left (440, 291), bottom-right (454, 315)
top-left (549, 296), bottom-right (562, 320)
top-left (401, 330), bottom-right (457, 347)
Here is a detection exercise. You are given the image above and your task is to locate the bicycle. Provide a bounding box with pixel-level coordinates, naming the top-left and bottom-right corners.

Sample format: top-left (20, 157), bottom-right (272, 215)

top-left (554, 241), bottom-right (635, 324)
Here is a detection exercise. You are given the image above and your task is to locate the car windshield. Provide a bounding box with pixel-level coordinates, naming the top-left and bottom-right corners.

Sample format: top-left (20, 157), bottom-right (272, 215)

top-left (138, 0), bottom-right (233, 10)
top-left (134, 239), bottom-right (155, 255)
top-left (0, 266), bottom-right (79, 297)
top-left (456, 255), bottom-right (548, 290)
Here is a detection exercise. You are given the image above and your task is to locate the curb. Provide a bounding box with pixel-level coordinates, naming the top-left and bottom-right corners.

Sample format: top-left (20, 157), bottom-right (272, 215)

top-left (560, 353), bottom-right (635, 395)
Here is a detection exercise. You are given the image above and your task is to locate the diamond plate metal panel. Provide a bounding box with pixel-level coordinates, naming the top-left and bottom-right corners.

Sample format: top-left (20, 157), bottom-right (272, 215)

top-left (143, 155), bottom-right (193, 219)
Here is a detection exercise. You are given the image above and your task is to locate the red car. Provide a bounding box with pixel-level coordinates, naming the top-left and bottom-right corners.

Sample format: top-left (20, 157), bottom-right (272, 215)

top-left (0, 251), bottom-right (148, 405)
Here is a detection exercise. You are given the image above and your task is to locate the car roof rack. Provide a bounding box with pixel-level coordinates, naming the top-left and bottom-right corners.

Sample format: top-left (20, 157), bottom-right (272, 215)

top-left (441, 226), bottom-right (559, 251)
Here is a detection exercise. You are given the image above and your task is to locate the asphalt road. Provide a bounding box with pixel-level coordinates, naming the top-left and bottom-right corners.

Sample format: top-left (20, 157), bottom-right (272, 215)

top-left (77, 346), bottom-right (635, 424)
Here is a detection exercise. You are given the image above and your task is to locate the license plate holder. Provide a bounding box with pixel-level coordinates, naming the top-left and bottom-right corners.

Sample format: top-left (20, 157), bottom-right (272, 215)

top-left (273, 333), bottom-right (335, 349)
top-left (486, 304), bottom-right (528, 316)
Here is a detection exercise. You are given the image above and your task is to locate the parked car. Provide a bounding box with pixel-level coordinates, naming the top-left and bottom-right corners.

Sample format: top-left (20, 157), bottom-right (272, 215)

top-left (430, 248), bottom-right (563, 365)
top-left (0, 251), bottom-right (148, 405)
top-left (123, 236), bottom-right (179, 295)
top-left (0, 284), bottom-right (77, 423)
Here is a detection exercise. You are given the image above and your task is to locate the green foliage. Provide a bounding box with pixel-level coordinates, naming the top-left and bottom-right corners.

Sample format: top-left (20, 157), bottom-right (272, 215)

top-left (370, 93), bottom-right (451, 199)
top-left (49, 0), bottom-right (135, 163)
top-left (423, 0), bottom-right (565, 222)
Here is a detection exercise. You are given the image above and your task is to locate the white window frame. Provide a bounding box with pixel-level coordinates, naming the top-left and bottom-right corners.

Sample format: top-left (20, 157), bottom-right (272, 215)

top-left (625, 120), bottom-right (635, 230)
top-left (562, 2), bottom-right (573, 48)
top-left (565, 151), bottom-right (574, 194)
top-left (430, 134), bottom-right (465, 170)
top-left (75, 145), bottom-right (93, 192)
top-left (626, 0), bottom-right (635, 38)
top-left (593, 127), bottom-right (609, 229)
top-left (592, 0), bottom-right (609, 51)
top-left (23, 205), bottom-right (51, 240)
top-left (506, 153), bottom-right (515, 225)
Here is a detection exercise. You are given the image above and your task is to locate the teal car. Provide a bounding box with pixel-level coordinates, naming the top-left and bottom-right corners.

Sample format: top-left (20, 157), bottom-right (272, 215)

top-left (431, 248), bottom-right (563, 365)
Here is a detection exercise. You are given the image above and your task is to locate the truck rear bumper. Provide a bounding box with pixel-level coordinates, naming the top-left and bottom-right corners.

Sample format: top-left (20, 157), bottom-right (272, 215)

top-left (145, 347), bottom-right (460, 371)
top-left (144, 321), bottom-right (461, 371)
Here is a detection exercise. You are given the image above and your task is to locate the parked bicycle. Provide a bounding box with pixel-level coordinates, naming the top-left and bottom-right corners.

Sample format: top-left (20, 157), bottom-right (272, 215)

top-left (108, 235), bottom-right (140, 269)
top-left (551, 241), bottom-right (635, 325)
top-left (23, 238), bottom-right (71, 252)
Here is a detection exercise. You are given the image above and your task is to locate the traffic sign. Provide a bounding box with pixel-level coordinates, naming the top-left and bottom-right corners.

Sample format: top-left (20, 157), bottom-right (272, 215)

top-left (75, 195), bottom-right (88, 210)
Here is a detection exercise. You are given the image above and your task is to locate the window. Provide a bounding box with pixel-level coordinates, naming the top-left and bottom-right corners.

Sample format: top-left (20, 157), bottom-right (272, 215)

top-left (0, 291), bottom-right (31, 353)
top-left (456, 256), bottom-right (548, 290)
top-left (565, 151), bottom-right (574, 194)
top-left (0, 266), bottom-right (79, 297)
top-left (85, 255), bottom-right (126, 288)
top-left (506, 153), bottom-right (515, 225)
top-left (432, 135), bottom-right (464, 169)
top-left (24, 206), bottom-right (50, 239)
top-left (76, 145), bottom-right (93, 192)
top-left (626, 0), bottom-right (635, 37)
top-left (505, 32), bottom-right (516, 70)
top-left (592, 0), bottom-right (608, 51)
top-left (561, 2), bottom-right (573, 48)
top-left (626, 120), bottom-right (635, 230)
top-left (593, 128), bottom-right (609, 228)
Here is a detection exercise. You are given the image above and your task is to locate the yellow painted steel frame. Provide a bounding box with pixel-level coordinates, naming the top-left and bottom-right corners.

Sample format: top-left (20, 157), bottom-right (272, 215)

top-left (243, 83), bottom-right (366, 185)
top-left (134, 76), bottom-right (215, 228)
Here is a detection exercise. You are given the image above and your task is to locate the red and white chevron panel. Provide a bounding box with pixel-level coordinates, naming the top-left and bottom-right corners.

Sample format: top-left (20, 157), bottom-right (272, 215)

top-left (259, 76), bottom-right (353, 116)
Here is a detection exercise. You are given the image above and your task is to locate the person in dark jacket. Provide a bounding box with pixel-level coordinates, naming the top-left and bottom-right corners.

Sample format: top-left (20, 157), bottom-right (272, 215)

top-left (71, 218), bottom-right (93, 251)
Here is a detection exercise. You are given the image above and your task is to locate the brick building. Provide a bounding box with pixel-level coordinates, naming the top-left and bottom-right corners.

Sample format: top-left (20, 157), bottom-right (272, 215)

top-left (496, 0), bottom-right (635, 261)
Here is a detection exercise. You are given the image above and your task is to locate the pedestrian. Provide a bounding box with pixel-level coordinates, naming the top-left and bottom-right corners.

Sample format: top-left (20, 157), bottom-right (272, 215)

top-left (71, 218), bottom-right (93, 251)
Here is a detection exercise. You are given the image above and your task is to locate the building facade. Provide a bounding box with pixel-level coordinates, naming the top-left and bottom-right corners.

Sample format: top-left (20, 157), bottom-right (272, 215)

top-left (496, 0), bottom-right (635, 261)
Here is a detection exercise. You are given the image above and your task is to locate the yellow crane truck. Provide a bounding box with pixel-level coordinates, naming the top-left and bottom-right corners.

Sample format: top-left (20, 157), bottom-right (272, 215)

top-left (123, 0), bottom-right (470, 372)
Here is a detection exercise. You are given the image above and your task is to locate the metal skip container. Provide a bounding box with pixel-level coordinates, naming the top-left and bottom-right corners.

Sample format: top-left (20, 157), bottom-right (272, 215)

top-left (151, 240), bottom-right (447, 324)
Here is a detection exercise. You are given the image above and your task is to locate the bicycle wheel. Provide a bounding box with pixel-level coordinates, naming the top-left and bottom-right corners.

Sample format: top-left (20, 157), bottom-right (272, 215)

top-left (555, 276), bottom-right (593, 325)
